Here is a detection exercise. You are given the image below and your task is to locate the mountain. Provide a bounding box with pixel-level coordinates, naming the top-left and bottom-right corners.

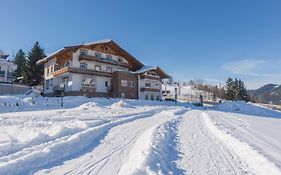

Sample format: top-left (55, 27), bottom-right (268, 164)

top-left (249, 84), bottom-right (281, 105)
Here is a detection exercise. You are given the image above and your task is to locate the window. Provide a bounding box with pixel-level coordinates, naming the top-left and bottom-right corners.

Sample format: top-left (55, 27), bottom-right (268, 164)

top-left (95, 65), bottom-right (101, 71)
top-left (156, 96), bottom-right (160, 100)
top-left (105, 81), bottom-right (108, 87)
top-left (106, 67), bottom-right (112, 73)
top-left (95, 52), bottom-right (102, 58)
top-left (80, 63), bottom-right (87, 69)
top-left (46, 67), bottom-right (50, 76)
top-left (80, 49), bottom-right (87, 55)
top-left (121, 80), bottom-right (127, 87)
top-left (155, 83), bottom-right (160, 88)
top-left (145, 94), bottom-right (149, 100)
top-left (46, 80), bottom-right (49, 89)
top-left (128, 81), bottom-right (135, 87)
top-left (151, 95), bottom-right (154, 101)
top-left (145, 83), bottom-right (151, 87)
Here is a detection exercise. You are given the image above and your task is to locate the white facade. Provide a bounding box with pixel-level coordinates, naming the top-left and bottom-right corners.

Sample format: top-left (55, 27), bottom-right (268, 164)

top-left (138, 72), bottom-right (162, 100)
top-left (43, 49), bottom-right (128, 95)
top-left (0, 59), bottom-right (17, 83)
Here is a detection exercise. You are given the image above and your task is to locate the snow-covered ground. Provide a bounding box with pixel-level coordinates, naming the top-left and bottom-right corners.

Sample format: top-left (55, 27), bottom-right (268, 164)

top-left (0, 95), bottom-right (280, 175)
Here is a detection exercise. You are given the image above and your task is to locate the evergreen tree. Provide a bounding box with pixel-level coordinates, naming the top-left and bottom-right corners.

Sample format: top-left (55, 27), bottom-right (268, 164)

top-left (225, 78), bottom-right (235, 100)
top-left (233, 78), bottom-right (239, 100)
top-left (13, 49), bottom-right (27, 81)
top-left (225, 77), bottom-right (249, 102)
top-left (237, 79), bottom-right (250, 101)
top-left (25, 42), bottom-right (46, 85)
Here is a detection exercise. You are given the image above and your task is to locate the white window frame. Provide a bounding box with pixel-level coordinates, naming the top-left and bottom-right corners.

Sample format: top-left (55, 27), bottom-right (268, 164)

top-left (121, 80), bottom-right (128, 87)
top-left (80, 49), bottom-right (87, 55)
top-left (80, 63), bottom-right (87, 69)
top-left (95, 65), bottom-right (101, 71)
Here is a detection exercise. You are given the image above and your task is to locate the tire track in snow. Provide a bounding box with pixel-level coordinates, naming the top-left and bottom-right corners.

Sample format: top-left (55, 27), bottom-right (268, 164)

top-left (135, 116), bottom-right (186, 175)
top-left (0, 107), bottom-right (167, 175)
top-left (203, 112), bottom-right (281, 175)
top-left (177, 110), bottom-right (250, 175)
top-left (37, 108), bottom-right (186, 175)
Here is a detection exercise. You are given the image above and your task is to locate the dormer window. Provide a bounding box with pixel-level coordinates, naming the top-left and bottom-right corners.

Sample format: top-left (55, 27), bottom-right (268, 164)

top-left (80, 49), bottom-right (87, 55)
top-left (95, 52), bottom-right (102, 58)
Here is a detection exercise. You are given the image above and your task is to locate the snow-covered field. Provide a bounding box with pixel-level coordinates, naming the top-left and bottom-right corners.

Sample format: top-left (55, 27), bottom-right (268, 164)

top-left (0, 95), bottom-right (281, 175)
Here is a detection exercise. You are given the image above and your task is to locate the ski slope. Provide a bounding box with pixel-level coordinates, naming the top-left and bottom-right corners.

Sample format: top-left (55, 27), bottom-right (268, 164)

top-left (0, 95), bottom-right (281, 175)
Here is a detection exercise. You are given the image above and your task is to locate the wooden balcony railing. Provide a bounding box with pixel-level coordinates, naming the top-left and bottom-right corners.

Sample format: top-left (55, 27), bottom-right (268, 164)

top-left (78, 54), bottom-right (129, 68)
top-left (53, 67), bottom-right (113, 77)
top-left (140, 87), bottom-right (161, 92)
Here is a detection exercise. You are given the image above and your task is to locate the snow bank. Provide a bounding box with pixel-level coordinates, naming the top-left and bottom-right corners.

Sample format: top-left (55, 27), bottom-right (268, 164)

top-left (215, 101), bottom-right (281, 118)
top-left (0, 94), bottom-right (193, 114)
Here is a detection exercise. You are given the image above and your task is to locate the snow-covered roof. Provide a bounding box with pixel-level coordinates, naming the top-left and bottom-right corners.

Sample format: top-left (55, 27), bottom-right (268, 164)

top-left (0, 49), bottom-right (9, 59)
top-left (36, 39), bottom-right (144, 71)
top-left (133, 65), bottom-right (170, 79)
top-left (83, 39), bottom-right (112, 46)
top-left (37, 39), bottom-right (113, 64)
top-left (133, 66), bottom-right (157, 74)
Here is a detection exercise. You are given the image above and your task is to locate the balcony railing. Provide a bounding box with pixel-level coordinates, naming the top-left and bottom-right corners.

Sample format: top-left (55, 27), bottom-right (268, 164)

top-left (140, 87), bottom-right (161, 92)
top-left (78, 54), bottom-right (129, 68)
top-left (53, 67), bottom-right (112, 77)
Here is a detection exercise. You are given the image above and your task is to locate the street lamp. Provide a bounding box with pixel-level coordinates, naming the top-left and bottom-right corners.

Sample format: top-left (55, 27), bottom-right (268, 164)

top-left (174, 87), bottom-right (178, 103)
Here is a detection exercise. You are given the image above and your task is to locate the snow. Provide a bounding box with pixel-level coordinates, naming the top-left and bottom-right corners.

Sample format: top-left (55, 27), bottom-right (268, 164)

top-left (0, 95), bottom-right (281, 174)
top-left (133, 66), bottom-right (157, 74)
top-left (215, 101), bottom-right (281, 118)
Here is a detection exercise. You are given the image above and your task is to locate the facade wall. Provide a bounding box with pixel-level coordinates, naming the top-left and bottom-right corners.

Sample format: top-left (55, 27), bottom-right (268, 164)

top-left (96, 76), bottom-right (111, 93)
top-left (0, 60), bottom-right (17, 83)
top-left (138, 72), bottom-right (162, 100)
top-left (42, 46), bottom-right (165, 100)
top-left (112, 71), bottom-right (138, 99)
top-left (72, 49), bottom-right (128, 72)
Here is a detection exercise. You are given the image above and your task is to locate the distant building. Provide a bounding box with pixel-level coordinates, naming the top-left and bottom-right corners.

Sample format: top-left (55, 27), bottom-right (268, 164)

top-left (0, 50), bottom-right (17, 83)
top-left (37, 39), bottom-right (170, 100)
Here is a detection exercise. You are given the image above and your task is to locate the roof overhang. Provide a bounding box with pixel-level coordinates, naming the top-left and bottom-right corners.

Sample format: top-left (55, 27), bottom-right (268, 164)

top-left (133, 66), bottom-right (170, 79)
top-left (36, 39), bottom-right (144, 70)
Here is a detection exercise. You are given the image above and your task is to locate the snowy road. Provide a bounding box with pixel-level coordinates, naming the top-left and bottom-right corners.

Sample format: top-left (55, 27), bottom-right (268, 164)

top-left (0, 97), bottom-right (281, 175)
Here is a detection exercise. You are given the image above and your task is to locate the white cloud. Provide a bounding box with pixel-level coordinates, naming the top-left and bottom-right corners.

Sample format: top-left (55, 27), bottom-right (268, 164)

top-left (221, 59), bottom-right (267, 76)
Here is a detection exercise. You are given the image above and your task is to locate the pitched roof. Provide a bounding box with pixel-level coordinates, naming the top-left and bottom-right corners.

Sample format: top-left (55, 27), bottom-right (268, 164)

top-left (36, 39), bottom-right (144, 70)
top-left (133, 65), bottom-right (170, 79)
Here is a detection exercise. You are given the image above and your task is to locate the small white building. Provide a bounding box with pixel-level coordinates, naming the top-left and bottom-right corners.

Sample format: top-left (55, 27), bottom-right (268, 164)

top-left (0, 50), bottom-right (17, 83)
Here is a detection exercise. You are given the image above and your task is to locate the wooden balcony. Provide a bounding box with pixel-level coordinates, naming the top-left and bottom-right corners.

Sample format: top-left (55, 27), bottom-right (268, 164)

top-left (140, 74), bottom-right (161, 81)
top-left (78, 54), bottom-right (129, 68)
top-left (53, 67), bottom-right (69, 76)
top-left (53, 67), bottom-right (113, 77)
top-left (140, 87), bottom-right (160, 92)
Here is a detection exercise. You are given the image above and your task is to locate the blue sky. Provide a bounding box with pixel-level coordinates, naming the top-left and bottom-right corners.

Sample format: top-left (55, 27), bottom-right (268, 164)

top-left (1, 0), bottom-right (281, 89)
